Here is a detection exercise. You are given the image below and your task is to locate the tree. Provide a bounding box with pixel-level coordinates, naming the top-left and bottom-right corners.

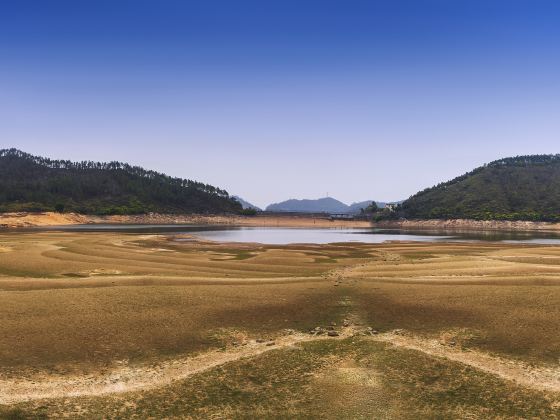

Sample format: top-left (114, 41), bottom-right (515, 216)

top-left (0, 149), bottom-right (242, 215)
top-left (363, 202), bottom-right (379, 213)
top-left (239, 208), bottom-right (257, 216)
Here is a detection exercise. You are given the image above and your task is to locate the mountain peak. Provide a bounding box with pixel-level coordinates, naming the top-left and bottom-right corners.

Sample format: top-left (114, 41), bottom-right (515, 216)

top-left (265, 197), bottom-right (382, 214)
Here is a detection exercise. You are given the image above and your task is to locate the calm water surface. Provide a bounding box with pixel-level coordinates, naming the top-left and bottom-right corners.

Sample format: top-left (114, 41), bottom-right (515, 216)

top-left (29, 224), bottom-right (560, 245)
top-left (192, 227), bottom-right (450, 244)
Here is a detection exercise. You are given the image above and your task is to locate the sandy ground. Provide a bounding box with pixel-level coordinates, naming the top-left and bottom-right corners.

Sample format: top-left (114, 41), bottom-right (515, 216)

top-left (0, 212), bottom-right (373, 228)
top-left (0, 212), bottom-right (91, 228)
top-left (2, 233), bottom-right (560, 417)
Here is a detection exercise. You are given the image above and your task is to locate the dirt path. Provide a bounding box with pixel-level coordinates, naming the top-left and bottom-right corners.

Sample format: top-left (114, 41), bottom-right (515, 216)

top-left (327, 258), bottom-right (560, 395)
top-left (0, 331), bottom-right (354, 405)
top-left (2, 327), bottom-right (559, 405)
top-left (374, 331), bottom-right (560, 393)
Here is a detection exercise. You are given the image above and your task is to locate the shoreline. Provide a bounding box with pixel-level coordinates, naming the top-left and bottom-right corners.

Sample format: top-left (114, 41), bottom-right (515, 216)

top-left (0, 212), bottom-right (373, 229)
top-left (374, 218), bottom-right (560, 231)
top-left (2, 212), bottom-right (560, 231)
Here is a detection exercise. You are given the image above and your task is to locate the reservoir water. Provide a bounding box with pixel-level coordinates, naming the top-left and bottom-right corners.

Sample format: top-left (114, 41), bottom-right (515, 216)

top-left (29, 224), bottom-right (560, 245)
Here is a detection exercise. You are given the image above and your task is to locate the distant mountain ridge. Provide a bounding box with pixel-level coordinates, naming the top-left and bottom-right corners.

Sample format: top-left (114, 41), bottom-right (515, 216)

top-left (401, 154), bottom-right (560, 221)
top-left (266, 197), bottom-right (348, 213)
top-left (233, 196), bottom-right (261, 211)
top-left (348, 200), bottom-right (389, 213)
top-left (0, 148), bottom-right (242, 215)
top-left (265, 197), bottom-right (389, 214)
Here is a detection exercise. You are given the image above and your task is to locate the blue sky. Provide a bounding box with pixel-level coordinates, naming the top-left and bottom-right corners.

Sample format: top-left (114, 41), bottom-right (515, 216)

top-left (1, 1), bottom-right (559, 207)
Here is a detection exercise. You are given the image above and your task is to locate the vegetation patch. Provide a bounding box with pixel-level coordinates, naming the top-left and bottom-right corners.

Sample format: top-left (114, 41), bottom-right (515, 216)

top-left (0, 149), bottom-right (242, 215)
top-left (400, 155), bottom-right (560, 221)
top-left (5, 339), bottom-right (559, 418)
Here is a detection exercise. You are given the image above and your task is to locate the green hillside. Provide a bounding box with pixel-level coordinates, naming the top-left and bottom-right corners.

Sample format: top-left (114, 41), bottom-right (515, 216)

top-left (401, 155), bottom-right (560, 221)
top-left (0, 149), bottom-right (242, 215)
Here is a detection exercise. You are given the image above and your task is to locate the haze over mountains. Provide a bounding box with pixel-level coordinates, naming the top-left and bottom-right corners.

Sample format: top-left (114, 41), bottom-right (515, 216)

top-left (233, 196), bottom-right (262, 211)
top-left (236, 154), bottom-right (560, 222)
top-left (1, 148), bottom-right (387, 216)
top-left (265, 197), bottom-right (389, 214)
top-left (1, 149), bottom-right (560, 222)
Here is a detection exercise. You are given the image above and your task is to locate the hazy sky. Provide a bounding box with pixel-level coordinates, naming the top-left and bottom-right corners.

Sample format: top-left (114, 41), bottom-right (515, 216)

top-left (1, 1), bottom-right (559, 208)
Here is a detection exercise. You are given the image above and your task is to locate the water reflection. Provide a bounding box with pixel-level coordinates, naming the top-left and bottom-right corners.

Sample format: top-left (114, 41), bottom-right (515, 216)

top-left (27, 225), bottom-right (560, 245)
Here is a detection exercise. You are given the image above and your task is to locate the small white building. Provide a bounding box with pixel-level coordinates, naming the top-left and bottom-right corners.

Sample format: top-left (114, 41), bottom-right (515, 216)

top-left (385, 203), bottom-right (398, 211)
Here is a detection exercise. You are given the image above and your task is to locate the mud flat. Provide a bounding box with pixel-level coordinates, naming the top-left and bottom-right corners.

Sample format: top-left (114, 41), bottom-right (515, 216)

top-left (1, 231), bottom-right (560, 418)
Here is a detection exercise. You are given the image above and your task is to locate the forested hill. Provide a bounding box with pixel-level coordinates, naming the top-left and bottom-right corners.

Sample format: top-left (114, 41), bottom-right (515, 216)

top-left (266, 197), bottom-right (349, 213)
top-left (266, 197), bottom-right (386, 214)
top-left (0, 149), bottom-right (242, 215)
top-left (401, 155), bottom-right (560, 221)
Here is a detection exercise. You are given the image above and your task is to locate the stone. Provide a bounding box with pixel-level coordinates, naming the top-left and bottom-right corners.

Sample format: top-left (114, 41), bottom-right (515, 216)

top-left (327, 331), bottom-right (339, 337)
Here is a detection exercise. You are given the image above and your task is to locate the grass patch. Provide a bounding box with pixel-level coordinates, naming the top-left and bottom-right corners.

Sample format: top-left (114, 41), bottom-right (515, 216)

top-left (8, 338), bottom-right (559, 418)
top-left (209, 249), bottom-right (257, 261)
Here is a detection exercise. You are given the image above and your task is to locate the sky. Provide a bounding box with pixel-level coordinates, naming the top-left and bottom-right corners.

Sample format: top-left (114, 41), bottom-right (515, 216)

top-left (1, 1), bottom-right (559, 208)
